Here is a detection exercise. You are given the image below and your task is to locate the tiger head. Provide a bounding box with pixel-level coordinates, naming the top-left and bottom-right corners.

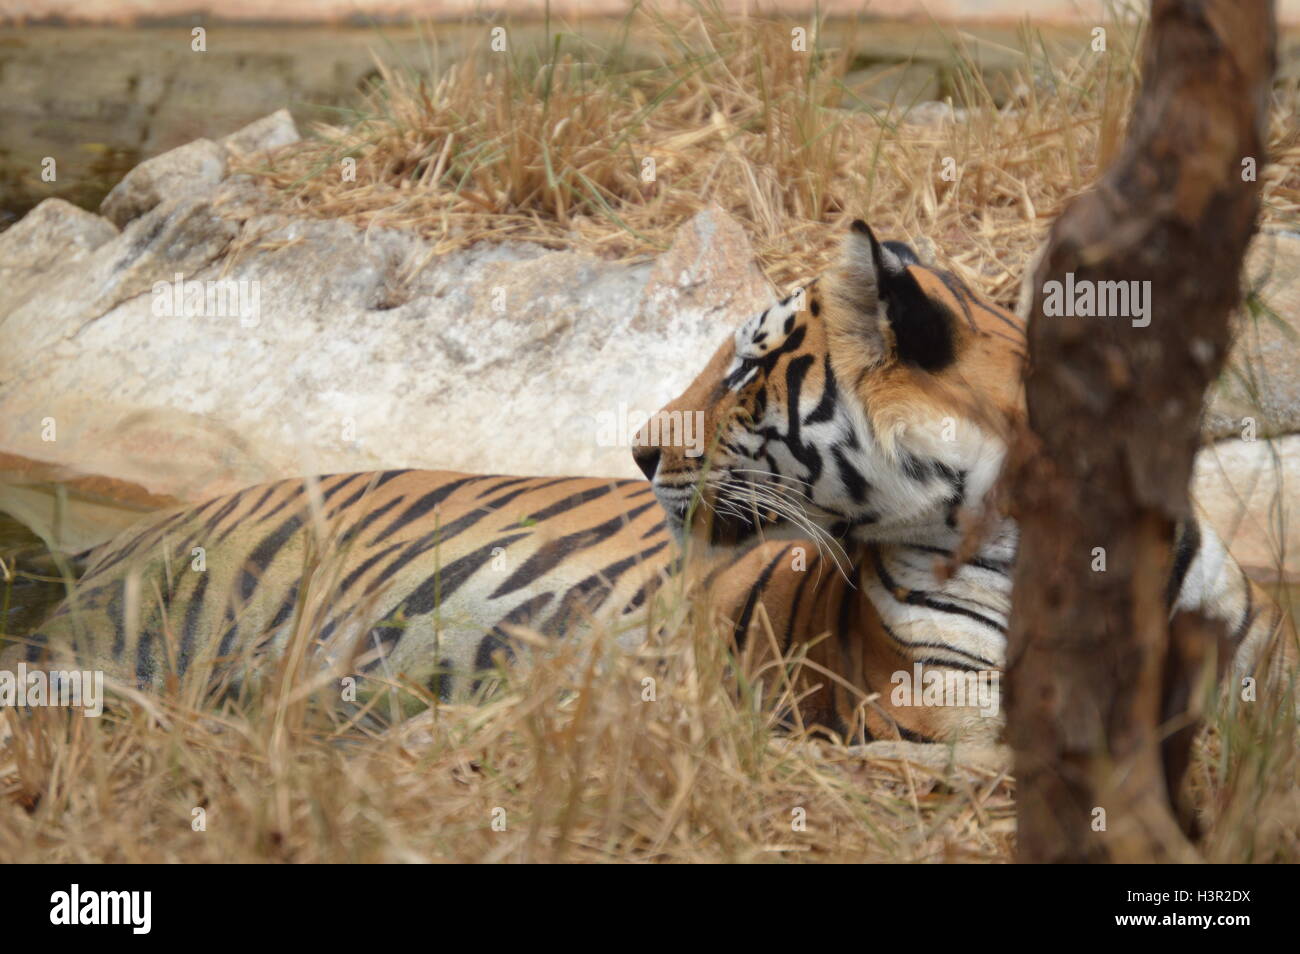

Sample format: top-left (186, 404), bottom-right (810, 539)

top-left (633, 220), bottom-right (1026, 550)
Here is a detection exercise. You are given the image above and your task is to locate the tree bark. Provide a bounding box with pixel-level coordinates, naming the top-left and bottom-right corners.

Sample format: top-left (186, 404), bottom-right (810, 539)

top-left (1006, 0), bottom-right (1276, 863)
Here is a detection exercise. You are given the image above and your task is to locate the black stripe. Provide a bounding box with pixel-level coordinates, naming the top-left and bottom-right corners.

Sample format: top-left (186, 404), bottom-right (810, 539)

top-left (362, 532), bottom-right (531, 670)
top-left (488, 502), bottom-right (657, 600)
top-left (835, 571), bottom-right (857, 656)
top-left (198, 491), bottom-right (248, 540)
top-left (24, 630), bottom-right (49, 662)
top-left (407, 533), bottom-right (531, 617)
top-left (782, 555), bottom-right (819, 654)
top-left (372, 476), bottom-right (484, 542)
top-left (782, 354), bottom-right (823, 483)
top-left (1230, 567), bottom-right (1255, 647)
top-left (932, 267), bottom-right (977, 332)
top-left (906, 543), bottom-right (1013, 575)
top-left (243, 484), bottom-right (281, 520)
top-left (349, 496), bottom-right (404, 539)
top-left (802, 354), bottom-right (839, 425)
top-left (1165, 518), bottom-right (1201, 609)
top-left (324, 478), bottom-right (377, 520)
top-left (177, 570), bottom-right (208, 678)
top-left (832, 445), bottom-right (869, 503)
top-left (476, 476), bottom-right (530, 498)
top-left (546, 541), bottom-right (670, 636)
top-left (240, 513), bottom-right (305, 601)
top-left (135, 625), bottom-right (155, 688)
top-left (877, 620), bottom-right (998, 670)
top-left (622, 583), bottom-right (650, 615)
top-left (320, 473), bottom-right (367, 503)
top-left (334, 541), bottom-right (406, 596)
top-left (522, 484), bottom-right (614, 523)
top-left (732, 547), bottom-right (791, 649)
top-left (256, 489), bottom-right (298, 526)
top-left (470, 592), bottom-right (555, 692)
top-left (361, 484), bottom-right (542, 596)
top-left (88, 509), bottom-right (190, 577)
top-left (107, 579), bottom-right (127, 660)
top-left (373, 469), bottom-right (412, 488)
top-left (216, 605), bottom-right (239, 663)
top-left (910, 655), bottom-right (988, 673)
top-left (267, 585), bottom-right (300, 631)
top-left (870, 546), bottom-right (1006, 633)
top-left (970, 292), bottom-right (1027, 335)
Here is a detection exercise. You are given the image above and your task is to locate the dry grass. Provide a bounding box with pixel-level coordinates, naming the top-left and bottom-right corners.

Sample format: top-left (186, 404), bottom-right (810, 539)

top-left (242, 2), bottom-right (1300, 303)
top-left (1, 567), bottom-right (1293, 862)
top-left (3, 2), bottom-right (1299, 863)
top-left (1, 573), bottom-right (1018, 863)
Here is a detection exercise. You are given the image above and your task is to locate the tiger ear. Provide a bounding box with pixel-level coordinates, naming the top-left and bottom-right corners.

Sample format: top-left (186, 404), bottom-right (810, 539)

top-left (844, 220), bottom-right (955, 372)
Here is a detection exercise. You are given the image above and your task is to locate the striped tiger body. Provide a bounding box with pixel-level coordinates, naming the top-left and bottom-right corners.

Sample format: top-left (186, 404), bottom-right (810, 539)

top-left (634, 219), bottom-right (1287, 738)
top-left (2, 465), bottom-right (1007, 740)
top-left (4, 220), bottom-right (1284, 746)
top-left (6, 472), bottom-right (672, 709)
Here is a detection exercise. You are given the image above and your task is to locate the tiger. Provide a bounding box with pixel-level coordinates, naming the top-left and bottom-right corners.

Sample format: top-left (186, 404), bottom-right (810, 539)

top-left (633, 218), bottom-right (1288, 738)
top-left (1, 220), bottom-right (1285, 747)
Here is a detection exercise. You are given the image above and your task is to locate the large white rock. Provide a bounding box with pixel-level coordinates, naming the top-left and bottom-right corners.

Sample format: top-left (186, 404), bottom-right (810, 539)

top-left (1203, 231), bottom-right (1300, 441)
top-left (1193, 434), bottom-right (1300, 583)
top-left (0, 120), bottom-right (773, 509)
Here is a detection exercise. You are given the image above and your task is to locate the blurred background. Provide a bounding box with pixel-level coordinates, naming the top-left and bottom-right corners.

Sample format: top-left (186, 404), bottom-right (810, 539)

top-left (3, 1), bottom-right (1298, 231)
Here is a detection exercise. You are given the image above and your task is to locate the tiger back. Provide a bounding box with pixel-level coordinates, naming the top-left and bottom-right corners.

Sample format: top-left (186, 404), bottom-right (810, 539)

top-left (4, 472), bottom-right (673, 709)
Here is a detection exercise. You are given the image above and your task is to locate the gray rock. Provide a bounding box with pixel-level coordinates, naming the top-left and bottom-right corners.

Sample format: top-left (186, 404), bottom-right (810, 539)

top-left (221, 109), bottom-right (301, 158)
top-left (1193, 434), bottom-right (1300, 582)
top-left (0, 150), bottom-right (772, 509)
top-left (1204, 232), bottom-right (1300, 441)
top-left (0, 198), bottom-right (117, 277)
top-left (98, 138), bottom-right (228, 229)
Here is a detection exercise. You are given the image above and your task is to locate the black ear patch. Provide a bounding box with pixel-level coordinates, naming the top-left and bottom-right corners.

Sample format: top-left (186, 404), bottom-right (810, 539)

top-left (881, 269), bottom-right (957, 372)
top-left (851, 220), bottom-right (956, 372)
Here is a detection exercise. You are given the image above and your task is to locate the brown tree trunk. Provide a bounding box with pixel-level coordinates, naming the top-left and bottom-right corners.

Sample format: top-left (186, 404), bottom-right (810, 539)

top-left (1006, 0), bottom-right (1276, 863)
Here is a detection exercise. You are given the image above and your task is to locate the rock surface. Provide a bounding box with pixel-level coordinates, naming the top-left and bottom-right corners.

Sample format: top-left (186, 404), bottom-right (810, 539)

top-left (1203, 231), bottom-right (1300, 441)
top-left (0, 115), bottom-right (773, 512)
top-left (219, 108), bottom-right (301, 158)
top-left (0, 197), bottom-right (118, 277)
top-left (1192, 434), bottom-right (1300, 583)
top-left (98, 138), bottom-right (229, 229)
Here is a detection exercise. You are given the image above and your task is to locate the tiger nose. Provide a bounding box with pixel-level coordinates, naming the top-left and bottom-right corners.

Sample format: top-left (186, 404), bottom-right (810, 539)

top-left (633, 446), bottom-right (661, 481)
